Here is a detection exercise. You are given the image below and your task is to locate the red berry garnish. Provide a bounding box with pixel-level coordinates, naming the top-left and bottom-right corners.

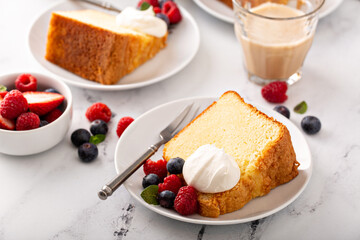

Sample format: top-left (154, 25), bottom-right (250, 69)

top-left (137, 0), bottom-right (159, 8)
top-left (174, 186), bottom-right (198, 216)
top-left (116, 116), bottom-right (134, 137)
top-left (23, 91), bottom-right (64, 116)
top-left (0, 114), bottom-right (15, 130)
top-left (158, 174), bottom-right (182, 194)
top-left (15, 74), bottom-right (37, 92)
top-left (16, 112), bottom-right (40, 131)
top-left (0, 90), bottom-right (28, 119)
top-left (162, 1), bottom-right (182, 24)
top-left (261, 81), bottom-right (288, 103)
top-left (143, 159), bottom-right (167, 180)
top-left (0, 91), bottom-right (8, 98)
top-left (153, 6), bottom-right (161, 14)
top-left (85, 102), bottom-right (112, 123)
top-left (44, 108), bottom-right (63, 123)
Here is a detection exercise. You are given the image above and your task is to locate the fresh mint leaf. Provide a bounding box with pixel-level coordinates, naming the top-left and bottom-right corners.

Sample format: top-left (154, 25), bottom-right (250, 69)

top-left (294, 101), bottom-right (308, 114)
top-left (89, 134), bottom-right (105, 145)
top-left (140, 2), bottom-right (151, 10)
top-left (140, 185), bottom-right (159, 205)
top-left (0, 85), bottom-right (6, 92)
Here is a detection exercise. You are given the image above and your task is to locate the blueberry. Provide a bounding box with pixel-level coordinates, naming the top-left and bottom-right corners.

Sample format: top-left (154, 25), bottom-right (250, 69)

top-left (71, 129), bottom-right (91, 147)
top-left (90, 119), bottom-right (108, 135)
top-left (156, 13), bottom-right (170, 28)
top-left (142, 173), bottom-right (160, 188)
top-left (40, 120), bottom-right (49, 127)
top-left (301, 116), bottom-right (321, 135)
top-left (78, 143), bottom-right (98, 163)
top-left (273, 105), bottom-right (290, 119)
top-left (166, 157), bottom-right (185, 174)
top-left (44, 88), bottom-right (60, 94)
top-left (157, 190), bottom-right (176, 208)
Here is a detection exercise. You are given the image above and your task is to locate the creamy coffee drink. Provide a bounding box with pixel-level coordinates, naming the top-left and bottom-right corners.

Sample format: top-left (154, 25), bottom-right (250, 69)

top-left (234, 1), bottom-right (321, 83)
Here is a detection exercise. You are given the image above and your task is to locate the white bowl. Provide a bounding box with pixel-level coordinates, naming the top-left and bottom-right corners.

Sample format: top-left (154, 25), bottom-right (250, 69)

top-left (0, 72), bottom-right (73, 156)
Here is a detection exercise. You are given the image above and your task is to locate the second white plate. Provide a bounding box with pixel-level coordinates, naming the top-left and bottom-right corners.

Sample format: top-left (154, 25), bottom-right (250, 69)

top-left (194, 0), bottom-right (343, 24)
top-left (114, 96), bottom-right (312, 225)
top-left (28, 1), bottom-right (200, 91)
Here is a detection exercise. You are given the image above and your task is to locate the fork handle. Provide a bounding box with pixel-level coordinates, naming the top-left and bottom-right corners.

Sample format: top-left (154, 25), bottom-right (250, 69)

top-left (98, 139), bottom-right (165, 200)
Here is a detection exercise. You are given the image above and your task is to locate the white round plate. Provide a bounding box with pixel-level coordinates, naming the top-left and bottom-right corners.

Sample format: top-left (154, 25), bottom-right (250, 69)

top-left (114, 96), bottom-right (312, 225)
top-left (28, 1), bottom-right (200, 91)
top-left (193, 0), bottom-right (343, 24)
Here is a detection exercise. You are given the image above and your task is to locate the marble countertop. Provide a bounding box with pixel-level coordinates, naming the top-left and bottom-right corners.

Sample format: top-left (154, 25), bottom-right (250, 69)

top-left (1, 0), bottom-right (360, 239)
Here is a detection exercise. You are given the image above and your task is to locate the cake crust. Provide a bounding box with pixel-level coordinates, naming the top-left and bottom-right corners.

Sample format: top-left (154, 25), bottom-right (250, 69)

top-left (163, 91), bottom-right (299, 218)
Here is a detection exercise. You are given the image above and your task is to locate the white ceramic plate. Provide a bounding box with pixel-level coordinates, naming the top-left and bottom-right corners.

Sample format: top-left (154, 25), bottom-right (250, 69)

top-left (114, 96), bottom-right (312, 225)
top-left (193, 0), bottom-right (343, 23)
top-left (28, 1), bottom-right (200, 91)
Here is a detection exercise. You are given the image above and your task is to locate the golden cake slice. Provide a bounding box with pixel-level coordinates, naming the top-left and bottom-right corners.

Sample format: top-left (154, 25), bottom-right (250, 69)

top-left (45, 9), bottom-right (167, 85)
top-left (163, 91), bottom-right (299, 218)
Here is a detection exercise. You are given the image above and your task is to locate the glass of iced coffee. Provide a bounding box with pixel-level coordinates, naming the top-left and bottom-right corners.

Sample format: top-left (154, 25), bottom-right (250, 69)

top-left (233, 0), bottom-right (324, 85)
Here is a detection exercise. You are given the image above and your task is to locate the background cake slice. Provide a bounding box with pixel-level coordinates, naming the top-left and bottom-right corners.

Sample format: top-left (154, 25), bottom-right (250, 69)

top-left (45, 9), bottom-right (167, 85)
top-left (163, 91), bottom-right (299, 218)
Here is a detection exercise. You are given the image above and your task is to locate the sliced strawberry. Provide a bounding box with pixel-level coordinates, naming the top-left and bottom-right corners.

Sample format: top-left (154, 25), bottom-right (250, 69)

top-left (23, 91), bottom-right (65, 116)
top-left (0, 114), bottom-right (15, 130)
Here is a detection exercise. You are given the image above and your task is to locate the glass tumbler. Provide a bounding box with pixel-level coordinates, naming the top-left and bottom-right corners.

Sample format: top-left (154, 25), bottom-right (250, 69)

top-left (233, 0), bottom-right (325, 85)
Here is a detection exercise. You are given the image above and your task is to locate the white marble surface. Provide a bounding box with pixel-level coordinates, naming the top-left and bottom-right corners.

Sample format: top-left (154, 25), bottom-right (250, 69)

top-left (1, 0), bottom-right (360, 239)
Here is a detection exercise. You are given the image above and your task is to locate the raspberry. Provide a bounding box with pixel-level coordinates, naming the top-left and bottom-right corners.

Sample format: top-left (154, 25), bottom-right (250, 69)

top-left (116, 116), bottom-right (134, 137)
top-left (153, 6), bottom-right (161, 14)
top-left (44, 108), bottom-right (63, 123)
top-left (137, 0), bottom-right (159, 8)
top-left (261, 81), bottom-right (288, 103)
top-left (174, 186), bottom-right (198, 215)
top-left (85, 102), bottom-right (112, 123)
top-left (16, 112), bottom-right (40, 130)
top-left (158, 174), bottom-right (182, 194)
top-left (162, 2), bottom-right (182, 24)
top-left (143, 159), bottom-right (167, 180)
top-left (15, 73), bottom-right (37, 92)
top-left (0, 90), bottom-right (28, 119)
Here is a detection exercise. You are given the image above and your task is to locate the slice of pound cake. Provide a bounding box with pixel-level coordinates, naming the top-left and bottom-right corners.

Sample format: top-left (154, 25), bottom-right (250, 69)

top-left (45, 9), bottom-right (167, 85)
top-left (163, 91), bottom-right (299, 218)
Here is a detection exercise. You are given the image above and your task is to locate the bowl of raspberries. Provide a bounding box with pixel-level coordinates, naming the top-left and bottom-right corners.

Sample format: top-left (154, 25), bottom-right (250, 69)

top-left (0, 72), bottom-right (72, 155)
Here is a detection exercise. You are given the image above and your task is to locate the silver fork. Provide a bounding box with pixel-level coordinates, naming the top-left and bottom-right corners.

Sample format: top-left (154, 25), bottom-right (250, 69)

top-left (98, 103), bottom-right (198, 200)
top-left (72, 0), bottom-right (121, 12)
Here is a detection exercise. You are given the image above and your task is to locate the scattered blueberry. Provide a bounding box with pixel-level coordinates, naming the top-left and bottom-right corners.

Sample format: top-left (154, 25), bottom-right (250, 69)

top-left (274, 105), bottom-right (290, 119)
top-left (142, 173), bottom-right (160, 188)
top-left (301, 116), bottom-right (321, 135)
top-left (157, 190), bottom-right (176, 208)
top-left (71, 129), bottom-right (91, 147)
top-left (44, 88), bottom-right (60, 94)
top-left (78, 143), bottom-right (98, 162)
top-left (40, 120), bottom-right (49, 127)
top-left (166, 157), bottom-right (185, 174)
top-left (156, 13), bottom-right (170, 28)
top-left (90, 119), bottom-right (108, 135)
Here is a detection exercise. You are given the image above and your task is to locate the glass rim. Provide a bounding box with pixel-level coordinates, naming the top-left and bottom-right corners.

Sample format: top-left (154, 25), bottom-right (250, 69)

top-left (232, 0), bottom-right (326, 20)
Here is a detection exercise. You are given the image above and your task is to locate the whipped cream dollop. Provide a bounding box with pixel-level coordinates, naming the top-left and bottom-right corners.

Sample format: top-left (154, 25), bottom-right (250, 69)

top-left (115, 6), bottom-right (167, 37)
top-left (183, 144), bottom-right (241, 193)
